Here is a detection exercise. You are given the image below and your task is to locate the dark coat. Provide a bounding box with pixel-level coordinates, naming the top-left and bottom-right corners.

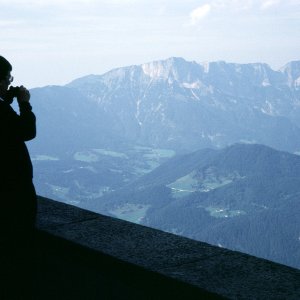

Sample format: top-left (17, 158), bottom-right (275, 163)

top-left (0, 100), bottom-right (37, 296)
top-left (0, 100), bottom-right (37, 229)
top-left (0, 100), bottom-right (36, 186)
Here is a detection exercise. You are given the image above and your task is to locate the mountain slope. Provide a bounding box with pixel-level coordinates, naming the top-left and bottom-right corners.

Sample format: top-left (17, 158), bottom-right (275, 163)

top-left (90, 144), bottom-right (300, 269)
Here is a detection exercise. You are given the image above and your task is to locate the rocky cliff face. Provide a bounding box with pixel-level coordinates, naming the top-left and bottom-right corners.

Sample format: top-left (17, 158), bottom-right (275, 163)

top-left (62, 57), bottom-right (300, 152)
top-left (29, 57), bottom-right (300, 155)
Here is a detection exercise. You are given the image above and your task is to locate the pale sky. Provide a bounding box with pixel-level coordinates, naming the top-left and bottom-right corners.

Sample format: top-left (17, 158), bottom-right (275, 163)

top-left (1, 0), bottom-right (299, 88)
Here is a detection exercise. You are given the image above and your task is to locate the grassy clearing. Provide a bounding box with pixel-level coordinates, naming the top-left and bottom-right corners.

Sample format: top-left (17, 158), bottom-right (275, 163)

top-left (167, 172), bottom-right (198, 198)
top-left (32, 155), bottom-right (59, 161)
top-left (93, 148), bottom-right (128, 158)
top-left (204, 206), bottom-right (246, 218)
top-left (109, 203), bottom-right (151, 224)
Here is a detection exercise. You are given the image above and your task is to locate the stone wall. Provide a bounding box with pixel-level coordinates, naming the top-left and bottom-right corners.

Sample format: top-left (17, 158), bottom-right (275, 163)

top-left (35, 196), bottom-right (300, 299)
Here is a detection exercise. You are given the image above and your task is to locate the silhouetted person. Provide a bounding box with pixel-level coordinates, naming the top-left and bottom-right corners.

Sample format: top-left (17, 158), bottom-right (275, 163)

top-left (0, 55), bottom-right (37, 299)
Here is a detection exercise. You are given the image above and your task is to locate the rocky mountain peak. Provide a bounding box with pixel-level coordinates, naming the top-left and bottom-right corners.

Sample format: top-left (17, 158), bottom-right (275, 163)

top-left (141, 57), bottom-right (202, 83)
top-left (280, 60), bottom-right (300, 87)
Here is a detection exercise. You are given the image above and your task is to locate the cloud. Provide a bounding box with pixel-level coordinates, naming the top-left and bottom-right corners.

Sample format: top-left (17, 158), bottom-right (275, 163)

top-left (261, 0), bottom-right (280, 10)
top-left (212, 0), bottom-right (254, 11)
top-left (190, 4), bottom-right (211, 25)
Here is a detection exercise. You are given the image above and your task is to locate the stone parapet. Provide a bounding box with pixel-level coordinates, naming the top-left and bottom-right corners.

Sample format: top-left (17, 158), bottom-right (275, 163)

top-left (35, 196), bottom-right (300, 299)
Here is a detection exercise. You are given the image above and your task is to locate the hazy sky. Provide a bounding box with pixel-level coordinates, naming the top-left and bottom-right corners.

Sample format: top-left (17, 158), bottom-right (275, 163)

top-left (1, 0), bottom-right (300, 88)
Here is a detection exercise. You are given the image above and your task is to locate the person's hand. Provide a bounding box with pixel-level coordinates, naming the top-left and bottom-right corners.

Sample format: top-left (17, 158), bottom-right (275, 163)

top-left (17, 86), bottom-right (30, 103)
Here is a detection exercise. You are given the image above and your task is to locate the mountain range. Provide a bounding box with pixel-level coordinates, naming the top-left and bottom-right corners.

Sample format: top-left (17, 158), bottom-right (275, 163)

top-left (24, 57), bottom-right (300, 269)
top-left (29, 57), bottom-right (300, 155)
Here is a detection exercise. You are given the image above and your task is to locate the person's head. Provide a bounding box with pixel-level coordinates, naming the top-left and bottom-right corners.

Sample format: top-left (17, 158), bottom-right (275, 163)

top-left (0, 56), bottom-right (13, 97)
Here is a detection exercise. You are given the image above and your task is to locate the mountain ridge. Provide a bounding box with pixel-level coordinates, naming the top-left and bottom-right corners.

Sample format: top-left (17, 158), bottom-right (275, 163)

top-left (68, 57), bottom-right (300, 86)
top-left (30, 56), bottom-right (300, 155)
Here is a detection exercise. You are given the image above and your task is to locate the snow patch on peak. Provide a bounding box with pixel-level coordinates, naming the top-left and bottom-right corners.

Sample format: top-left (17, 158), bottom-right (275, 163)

top-left (251, 63), bottom-right (273, 75)
top-left (142, 62), bottom-right (168, 79)
top-left (262, 79), bottom-right (271, 87)
top-left (141, 57), bottom-right (188, 80)
top-left (182, 81), bottom-right (201, 89)
top-left (261, 101), bottom-right (277, 116)
top-left (201, 62), bottom-right (210, 73)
